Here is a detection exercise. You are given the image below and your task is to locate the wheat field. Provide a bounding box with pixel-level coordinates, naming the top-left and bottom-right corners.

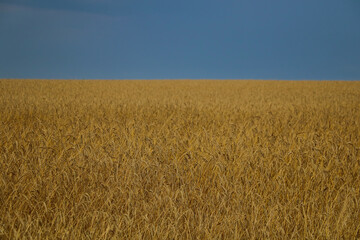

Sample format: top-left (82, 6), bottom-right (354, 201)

top-left (0, 80), bottom-right (359, 239)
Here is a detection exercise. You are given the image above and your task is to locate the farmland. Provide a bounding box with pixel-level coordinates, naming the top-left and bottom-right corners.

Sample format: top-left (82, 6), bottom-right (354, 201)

top-left (0, 80), bottom-right (359, 239)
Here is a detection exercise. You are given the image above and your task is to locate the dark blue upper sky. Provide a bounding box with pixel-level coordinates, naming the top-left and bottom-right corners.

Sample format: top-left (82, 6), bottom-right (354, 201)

top-left (0, 0), bottom-right (359, 80)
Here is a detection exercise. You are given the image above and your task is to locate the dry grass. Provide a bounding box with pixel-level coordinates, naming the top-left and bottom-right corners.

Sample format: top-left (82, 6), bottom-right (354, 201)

top-left (0, 79), bottom-right (360, 239)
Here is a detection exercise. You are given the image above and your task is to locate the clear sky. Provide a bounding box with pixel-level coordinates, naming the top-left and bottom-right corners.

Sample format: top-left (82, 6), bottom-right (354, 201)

top-left (0, 0), bottom-right (359, 80)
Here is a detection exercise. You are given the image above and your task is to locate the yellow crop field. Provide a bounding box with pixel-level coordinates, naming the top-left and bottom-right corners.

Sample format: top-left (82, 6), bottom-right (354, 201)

top-left (0, 79), bottom-right (359, 239)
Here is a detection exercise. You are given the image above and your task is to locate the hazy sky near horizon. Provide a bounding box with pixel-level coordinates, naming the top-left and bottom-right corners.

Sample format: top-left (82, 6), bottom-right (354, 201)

top-left (0, 0), bottom-right (359, 80)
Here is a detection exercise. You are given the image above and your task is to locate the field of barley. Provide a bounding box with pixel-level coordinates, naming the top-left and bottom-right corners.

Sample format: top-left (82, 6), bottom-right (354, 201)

top-left (0, 79), bottom-right (359, 239)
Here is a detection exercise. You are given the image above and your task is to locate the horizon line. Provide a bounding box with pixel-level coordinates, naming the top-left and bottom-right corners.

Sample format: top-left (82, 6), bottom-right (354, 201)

top-left (1, 78), bottom-right (359, 81)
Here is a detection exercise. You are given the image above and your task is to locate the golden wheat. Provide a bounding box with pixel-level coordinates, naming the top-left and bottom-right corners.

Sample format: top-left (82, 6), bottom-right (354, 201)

top-left (0, 80), bottom-right (359, 239)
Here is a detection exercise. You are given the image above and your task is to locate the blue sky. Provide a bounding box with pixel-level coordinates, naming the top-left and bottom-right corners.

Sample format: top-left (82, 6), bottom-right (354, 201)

top-left (0, 0), bottom-right (359, 80)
